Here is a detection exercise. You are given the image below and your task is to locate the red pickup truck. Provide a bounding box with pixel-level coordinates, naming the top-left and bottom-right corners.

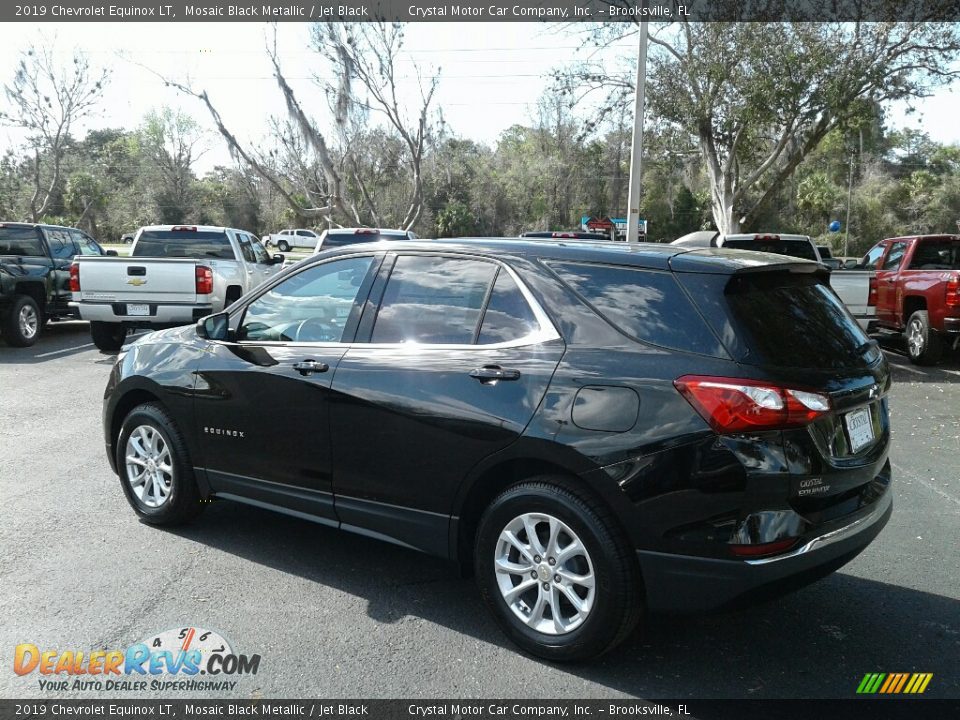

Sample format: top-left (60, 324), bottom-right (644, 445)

top-left (865, 234), bottom-right (960, 364)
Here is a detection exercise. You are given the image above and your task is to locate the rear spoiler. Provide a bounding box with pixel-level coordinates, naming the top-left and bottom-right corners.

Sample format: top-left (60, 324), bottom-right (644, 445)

top-left (668, 247), bottom-right (827, 277)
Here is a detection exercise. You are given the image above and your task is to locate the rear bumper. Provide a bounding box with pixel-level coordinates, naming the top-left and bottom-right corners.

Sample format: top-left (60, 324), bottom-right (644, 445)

top-left (942, 317), bottom-right (960, 334)
top-left (71, 301), bottom-right (212, 326)
top-left (639, 484), bottom-right (892, 613)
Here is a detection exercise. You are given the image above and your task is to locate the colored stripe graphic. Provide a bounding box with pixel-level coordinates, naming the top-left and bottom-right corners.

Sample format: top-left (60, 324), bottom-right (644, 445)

top-left (857, 673), bottom-right (932, 694)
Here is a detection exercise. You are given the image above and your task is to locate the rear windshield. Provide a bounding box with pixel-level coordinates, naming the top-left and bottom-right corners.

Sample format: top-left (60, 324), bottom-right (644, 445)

top-left (0, 227), bottom-right (43, 256)
top-left (322, 233), bottom-right (401, 250)
top-left (132, 231), bottom-right (234, 259)
top-left (908, 239), bottom-right (960, 270)
top-left (722, 238), bottom-right (818, 261)
top-left (678, 271), bottom-right (875, 370)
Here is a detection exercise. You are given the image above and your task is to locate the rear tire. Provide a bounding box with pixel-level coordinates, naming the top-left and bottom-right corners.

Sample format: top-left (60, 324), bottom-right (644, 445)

top-left (905, 310), bottom-right (942, 365)
top-left (474, 477), bottom-right (642, 661)
top-left (277, 240), bottom-right (290, 252)
top-left (90, 321), bottom-right (127, 352)
top-left (116, 403), bottom-right (203, 526)
top-left (2, 295), bottom-right (42, 347)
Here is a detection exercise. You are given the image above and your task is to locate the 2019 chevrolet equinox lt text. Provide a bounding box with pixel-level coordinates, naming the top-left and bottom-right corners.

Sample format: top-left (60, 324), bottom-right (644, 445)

top-left (103, 239), bottom-right (892, 661)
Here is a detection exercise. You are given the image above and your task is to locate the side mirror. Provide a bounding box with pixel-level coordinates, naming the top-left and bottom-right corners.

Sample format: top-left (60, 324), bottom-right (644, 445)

top-left (105, 250), bottom-right (119, 257)
top-left (196, 311), bottom-right (230, 341)
top-left (273, 254), bottom-right (285, 264)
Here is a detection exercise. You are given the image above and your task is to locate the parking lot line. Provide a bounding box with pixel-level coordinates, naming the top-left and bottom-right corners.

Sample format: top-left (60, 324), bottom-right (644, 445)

top-left (33, 332), bottom-right (145, 359)
top-left (891, 461), bottom-right (960, 508)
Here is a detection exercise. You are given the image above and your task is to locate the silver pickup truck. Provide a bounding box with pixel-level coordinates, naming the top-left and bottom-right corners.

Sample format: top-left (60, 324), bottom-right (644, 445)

top-left (70, 225), bottom-right (284, 350)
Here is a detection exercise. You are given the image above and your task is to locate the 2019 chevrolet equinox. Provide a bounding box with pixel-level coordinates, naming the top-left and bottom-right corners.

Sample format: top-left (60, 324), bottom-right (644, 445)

top-left (103, 239), bottom-right (892, 660)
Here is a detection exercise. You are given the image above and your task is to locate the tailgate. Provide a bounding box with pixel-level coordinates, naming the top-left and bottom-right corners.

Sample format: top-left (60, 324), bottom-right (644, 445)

top-left (75, 257), bottom-right (200, 304)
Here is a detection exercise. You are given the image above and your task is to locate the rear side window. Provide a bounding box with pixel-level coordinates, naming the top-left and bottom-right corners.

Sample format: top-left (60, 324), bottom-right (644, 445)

top-left (548, 262), bottom-right (726, 357)
top-left (908, 239), bottom-right (960, 270)
top-left (722, 238), bottom-right (818, 261)
top-left (372, 256), bottom-right (496, 344)
top-left (45, 229), bottom-right (77, 259)
top-left (0, 227), bottom-right (44, 256)
top-left (678, 271), bottom-right (874, 370)
top-left (133, 231), bottom-right (233, 259)
top-left (477, 270), bottom-right (540, 344)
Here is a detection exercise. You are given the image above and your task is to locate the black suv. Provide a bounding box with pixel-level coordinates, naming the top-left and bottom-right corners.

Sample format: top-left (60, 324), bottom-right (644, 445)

top-left (1, 222), bottom-right (113, 346)
top-left (103, 239), bottom-right (892, 660)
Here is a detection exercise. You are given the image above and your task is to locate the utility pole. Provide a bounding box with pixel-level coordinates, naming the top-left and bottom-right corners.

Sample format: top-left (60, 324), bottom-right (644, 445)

top-left (844, 155), bottom-right (854, 256)
top-left (626, 20), bottom-right (648, 244)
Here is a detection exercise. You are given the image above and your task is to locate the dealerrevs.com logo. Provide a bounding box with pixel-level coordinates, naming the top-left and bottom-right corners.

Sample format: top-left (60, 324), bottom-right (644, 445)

top-left (14, 627), bottom-right (261, 692)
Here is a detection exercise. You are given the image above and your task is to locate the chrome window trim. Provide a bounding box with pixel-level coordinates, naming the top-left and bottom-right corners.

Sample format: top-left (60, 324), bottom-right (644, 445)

top-left (229, 251), bottom-right (561, 351)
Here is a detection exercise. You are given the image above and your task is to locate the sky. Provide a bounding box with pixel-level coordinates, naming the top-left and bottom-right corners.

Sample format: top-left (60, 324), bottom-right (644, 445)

top-left (0, 21), bottom-right (957, 173)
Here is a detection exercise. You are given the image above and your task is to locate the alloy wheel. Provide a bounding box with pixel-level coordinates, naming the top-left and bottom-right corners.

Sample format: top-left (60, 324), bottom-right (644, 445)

top-left (18, 304), bottom-right (39, 340)
top-left (125, 425), bottom-right (174, 508)
top-left (907, 318), bottom-right (924, 357)
top-left (494, 512), bottom-right (596, 635)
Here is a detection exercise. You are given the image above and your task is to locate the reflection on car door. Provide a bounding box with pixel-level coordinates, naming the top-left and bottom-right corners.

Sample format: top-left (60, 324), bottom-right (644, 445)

top-left (329, 253), bottom-right (565, 555)
top-left (193, 254), bottom-right (381, 524)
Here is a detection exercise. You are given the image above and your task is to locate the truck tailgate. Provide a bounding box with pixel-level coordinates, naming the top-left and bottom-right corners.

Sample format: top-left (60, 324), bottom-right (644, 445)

top-left (830, 270), bottom-right (876, 327)
top-left (75, 257), bottom-right (199, 304)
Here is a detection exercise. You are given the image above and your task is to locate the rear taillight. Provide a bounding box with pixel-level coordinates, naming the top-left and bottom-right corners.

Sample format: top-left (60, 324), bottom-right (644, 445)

top-left (69, 262), bottom-right (80, 292)
top-left (868, 276), bottom-right (878, 307)
top-left (946, 273), bottom-right (960, 309)
top-left (195, 266), bottom-right (213, 295)
top-left (674, 375), bottom-right (831, 433)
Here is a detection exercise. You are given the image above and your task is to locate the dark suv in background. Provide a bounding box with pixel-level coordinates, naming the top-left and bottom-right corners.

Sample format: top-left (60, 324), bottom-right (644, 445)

top-left (0, 221), bottom-right (113, 346)
top-left (102, 239), bottom-right (892, 660)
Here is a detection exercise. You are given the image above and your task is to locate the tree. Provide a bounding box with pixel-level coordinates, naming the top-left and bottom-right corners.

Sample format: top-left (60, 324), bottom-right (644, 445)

top-left (560, 19), bottom-right (960, 233)
top-left (0, 42), bottom-right (109, 221)
top-left (139, 107), bottom-right (206, 223)
top-left (160, 23), bottom-right (439, 230)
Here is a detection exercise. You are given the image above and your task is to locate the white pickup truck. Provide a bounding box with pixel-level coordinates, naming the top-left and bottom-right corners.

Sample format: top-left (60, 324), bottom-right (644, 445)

top-left (263, 228), bottom-right (320, 252)
top-left (70, 225), bottom-right (284, 350)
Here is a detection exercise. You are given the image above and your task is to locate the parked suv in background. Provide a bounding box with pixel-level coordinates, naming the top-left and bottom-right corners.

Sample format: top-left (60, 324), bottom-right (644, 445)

top-left (0, 221), bottom-right (114, 346)
top-left (263, 228), bottom-right (320, 252)
top-left (866, 234), bottom-right (960, 364)
top-left (103, 239), bottom-right (892, 660)
top-left (313, 227), bottom-right (417, 253)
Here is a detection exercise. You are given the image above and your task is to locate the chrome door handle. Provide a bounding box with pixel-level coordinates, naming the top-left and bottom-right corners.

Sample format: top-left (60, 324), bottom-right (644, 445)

top-left (470, 365), bottom-right (521, 383)
top-left (293, 360), bottom-right (329, 376)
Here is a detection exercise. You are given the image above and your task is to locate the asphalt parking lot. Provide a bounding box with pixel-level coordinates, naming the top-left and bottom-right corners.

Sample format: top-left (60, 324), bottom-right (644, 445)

top-left (1, 322), bottom-right (958, 700)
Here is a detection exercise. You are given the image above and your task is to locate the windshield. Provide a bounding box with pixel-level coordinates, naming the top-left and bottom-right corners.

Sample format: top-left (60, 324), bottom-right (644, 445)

top-left (0, 227), bottom-right (43, 256)
top-left (722, 238), bottom-right (818, 261)
top-left (132, 231), bottom-right (234, 259)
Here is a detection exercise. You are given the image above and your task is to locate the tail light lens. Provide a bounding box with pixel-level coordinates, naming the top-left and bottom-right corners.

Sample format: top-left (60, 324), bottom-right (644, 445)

top-left (195, 266), bottom-right (213, 295)
top-left (946, 274), bottom-right (960, 309)
top-left (868, 276), bottom-right (878, 307)
top-left (674, 375), bottom-right (831, 433)
top-left (69, 262), bottom-right (80, 292)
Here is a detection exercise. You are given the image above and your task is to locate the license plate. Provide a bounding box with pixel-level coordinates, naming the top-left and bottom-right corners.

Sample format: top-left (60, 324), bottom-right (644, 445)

top-left (126, 304), bottom-right (150, 317)
top-left (845, 407), bottom-right (874, 453)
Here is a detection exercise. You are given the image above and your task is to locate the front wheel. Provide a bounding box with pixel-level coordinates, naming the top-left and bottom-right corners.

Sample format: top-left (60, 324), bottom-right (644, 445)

top-left (90, 321), bottom-right (127, 351)
top-left (474, 478), bottom-right (642, 661)
top-left (116, 403), bottom-right (203, 525)
top-left (277, 240), bottom-right (290, 252)
top-left (905, 310), bottom-right (942, 365)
